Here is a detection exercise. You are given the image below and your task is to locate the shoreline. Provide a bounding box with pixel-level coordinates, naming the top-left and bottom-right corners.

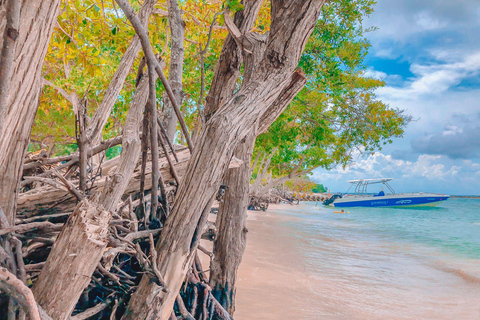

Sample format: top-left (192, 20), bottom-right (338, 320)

top-left (234, 204), bottom-right (317, 320)
top-left (232, 202), bottom-right (480, 320)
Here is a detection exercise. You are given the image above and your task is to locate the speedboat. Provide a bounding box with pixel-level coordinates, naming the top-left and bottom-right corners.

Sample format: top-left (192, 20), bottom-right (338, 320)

top-left (324, 178), bottom-right (449, 208)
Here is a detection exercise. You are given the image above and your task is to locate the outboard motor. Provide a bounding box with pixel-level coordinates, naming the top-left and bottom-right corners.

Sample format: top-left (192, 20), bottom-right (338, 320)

top-left (322, 193), bottom-right (342, 206)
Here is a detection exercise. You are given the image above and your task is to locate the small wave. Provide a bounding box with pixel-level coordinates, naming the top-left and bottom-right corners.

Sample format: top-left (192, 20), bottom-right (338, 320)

top-left (434, 262), bottom-right (480, 285)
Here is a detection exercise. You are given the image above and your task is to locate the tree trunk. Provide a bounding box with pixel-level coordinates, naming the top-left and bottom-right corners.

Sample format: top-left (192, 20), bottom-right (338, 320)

top-left (123, 2), bottom-right (323, 318)
top-left (32, 199), bottom-right (110, 320)
top-left (33, 73), bottom-right (151, 320)
top-left (209, 130), bottom-right (255, 314)
top-left (162, 0), bottom-right (185, 142)
top-left (0, 0), bottom-right (61, 225)
top-left (0, 0), bottom-right (22, 133)
top-left (203, 0), bottom-right (263, 121)
top-left (209, 69), bottom-right (306, 315)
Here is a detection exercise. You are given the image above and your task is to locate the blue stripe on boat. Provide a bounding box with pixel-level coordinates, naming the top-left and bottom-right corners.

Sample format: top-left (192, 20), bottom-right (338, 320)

top-left (333, 196), bottom-right (448, 207)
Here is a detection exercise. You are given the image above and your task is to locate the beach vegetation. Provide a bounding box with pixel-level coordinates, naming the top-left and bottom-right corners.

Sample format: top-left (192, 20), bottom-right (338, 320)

top-left (0, 0), bottom-right (408, 319)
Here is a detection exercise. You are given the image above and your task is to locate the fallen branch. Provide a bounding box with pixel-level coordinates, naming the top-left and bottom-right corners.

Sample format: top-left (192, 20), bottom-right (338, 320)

top-left (23, 136), bottom-right (123, 171)
top-left (0, 221), bottom-right (62, 236)
top-left (70, 300), bottom-right (109, 320)
top-left (0, 267), bottom-right (41, 320)
top-left (20, 176), bottom-right (67, 192)
top-left (52, 169), bottom-right (84, 201)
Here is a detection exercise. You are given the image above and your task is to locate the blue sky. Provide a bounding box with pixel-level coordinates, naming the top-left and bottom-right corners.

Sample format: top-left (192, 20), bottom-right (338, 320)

top-left (312, 0), bottom-right (480, 195)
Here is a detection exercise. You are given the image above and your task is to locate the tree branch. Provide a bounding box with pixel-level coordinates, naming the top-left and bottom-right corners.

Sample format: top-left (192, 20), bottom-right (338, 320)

top-left (115, 0), bottom-right (194, 151)
top-left (86, 0), bottom-right (156, 144)
top-left (0, 267), bottom-right (41, 320)
top-left (258, 69), bottom-right (307, 134)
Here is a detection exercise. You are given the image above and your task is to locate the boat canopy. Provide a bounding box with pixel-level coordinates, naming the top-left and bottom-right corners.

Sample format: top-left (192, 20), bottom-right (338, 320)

top-left (347, 178), bottom-right (393, 184)
top-left (345, 178), bottom-right (395, 195)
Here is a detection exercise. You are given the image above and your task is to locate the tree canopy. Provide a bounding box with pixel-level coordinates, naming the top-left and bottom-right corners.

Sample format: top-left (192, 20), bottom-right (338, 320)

top-left (255, 0), bottom-right (410, 182)
top-left (32, 0), bottom-right (408, 171)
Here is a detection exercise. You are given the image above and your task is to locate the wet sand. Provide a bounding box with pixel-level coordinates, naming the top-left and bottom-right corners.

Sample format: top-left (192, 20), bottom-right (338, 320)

top-left (233, 203), bottom-right (480, 320)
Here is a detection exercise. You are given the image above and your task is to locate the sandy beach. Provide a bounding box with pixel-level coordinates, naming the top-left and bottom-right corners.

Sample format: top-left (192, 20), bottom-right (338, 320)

top-left (231, 202), bottom-right (480, 320)
top-left (234, 204), bottom-right (329, 320)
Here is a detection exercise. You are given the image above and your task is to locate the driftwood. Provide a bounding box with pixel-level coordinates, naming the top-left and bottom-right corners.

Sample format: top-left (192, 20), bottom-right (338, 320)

top-left (2, 136), bottom-right (238, 320)
top-left (17, 145), bottom-right (190, 216)
top-left (18, 144), bottom-right (242, 218)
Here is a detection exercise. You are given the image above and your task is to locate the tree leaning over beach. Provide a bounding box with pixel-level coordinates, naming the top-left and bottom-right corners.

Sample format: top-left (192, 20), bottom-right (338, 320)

top-left (0, 0), bottom-right (409, 319)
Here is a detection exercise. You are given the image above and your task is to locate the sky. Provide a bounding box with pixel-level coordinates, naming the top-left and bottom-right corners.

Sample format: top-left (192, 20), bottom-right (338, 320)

top-left (312, 0), bottom-right (480, 195)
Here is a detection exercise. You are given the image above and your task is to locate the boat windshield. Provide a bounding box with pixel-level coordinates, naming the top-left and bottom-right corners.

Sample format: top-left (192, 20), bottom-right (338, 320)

top-left (345, 178), bottom-right (395, 195)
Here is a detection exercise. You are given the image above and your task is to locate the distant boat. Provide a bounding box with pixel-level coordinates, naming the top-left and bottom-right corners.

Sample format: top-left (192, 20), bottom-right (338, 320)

top-left (324, 178), bottom-right (449, 208)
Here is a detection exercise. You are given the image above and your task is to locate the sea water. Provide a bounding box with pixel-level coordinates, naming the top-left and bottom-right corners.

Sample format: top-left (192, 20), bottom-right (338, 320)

top-left (235, 199), bottom-right (480, 320)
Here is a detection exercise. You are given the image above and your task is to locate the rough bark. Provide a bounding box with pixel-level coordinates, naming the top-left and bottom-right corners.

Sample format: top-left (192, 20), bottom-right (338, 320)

top-left (0, 0), bottom-right (21, 133)
top-left (209, 130), bottom-right (255, 314)
top-left (0, 0), bottom-right (61, 225)
top-left (0, 267), bottom-right (41, 320)
top-left (203, 0), bottom-right (263, 121)
top-left (162, 0), bottom-right (185, 142)
top-left (209, 70), bottom-right (307, 314)
top-left (123, 2), bottom-right (323, 318)
top-left (32, 200), bottom-right (110, 320)
top-left (32, 72), bottom-right (151, 320)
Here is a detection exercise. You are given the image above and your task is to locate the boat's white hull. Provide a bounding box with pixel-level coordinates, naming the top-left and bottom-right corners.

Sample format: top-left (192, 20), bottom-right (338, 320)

top-left (332, 193), bottom-right (449, 208)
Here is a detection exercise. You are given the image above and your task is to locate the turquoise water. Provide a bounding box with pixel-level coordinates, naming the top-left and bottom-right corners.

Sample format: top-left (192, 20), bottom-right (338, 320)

top-left (326, 198), bottom-right (480, 261)
top-left (238, 199), bottom-right (480, 319)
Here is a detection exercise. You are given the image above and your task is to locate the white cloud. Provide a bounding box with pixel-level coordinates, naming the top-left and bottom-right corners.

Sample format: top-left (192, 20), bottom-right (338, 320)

top-left (363, 69), bottom-right (387, 80)
top-left (377, 51), bottom-right (480, 99)
top-left (415, 11), bottom-right (447, 31)
top-left (365, 0), bottom-right (480, 46)
top-left (314, 0), bottom-right (480, 195)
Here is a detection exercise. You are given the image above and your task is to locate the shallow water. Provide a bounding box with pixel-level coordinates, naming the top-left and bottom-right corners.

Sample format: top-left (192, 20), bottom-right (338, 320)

top-left (235, 199), bottom-right (480, 319)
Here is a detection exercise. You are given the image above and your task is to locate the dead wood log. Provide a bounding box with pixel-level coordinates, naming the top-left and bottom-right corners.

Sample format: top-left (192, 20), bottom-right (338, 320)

top-left (22, 136), bottom-right (123, 171)
top-left (17, 146), bottom-right (190, 216)
top-left (0, 221), bottom-right (62, 236)
top-left (32, 200), bottom-right (110, 320)
top-left (18, 146), bottom-right (239, 217)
